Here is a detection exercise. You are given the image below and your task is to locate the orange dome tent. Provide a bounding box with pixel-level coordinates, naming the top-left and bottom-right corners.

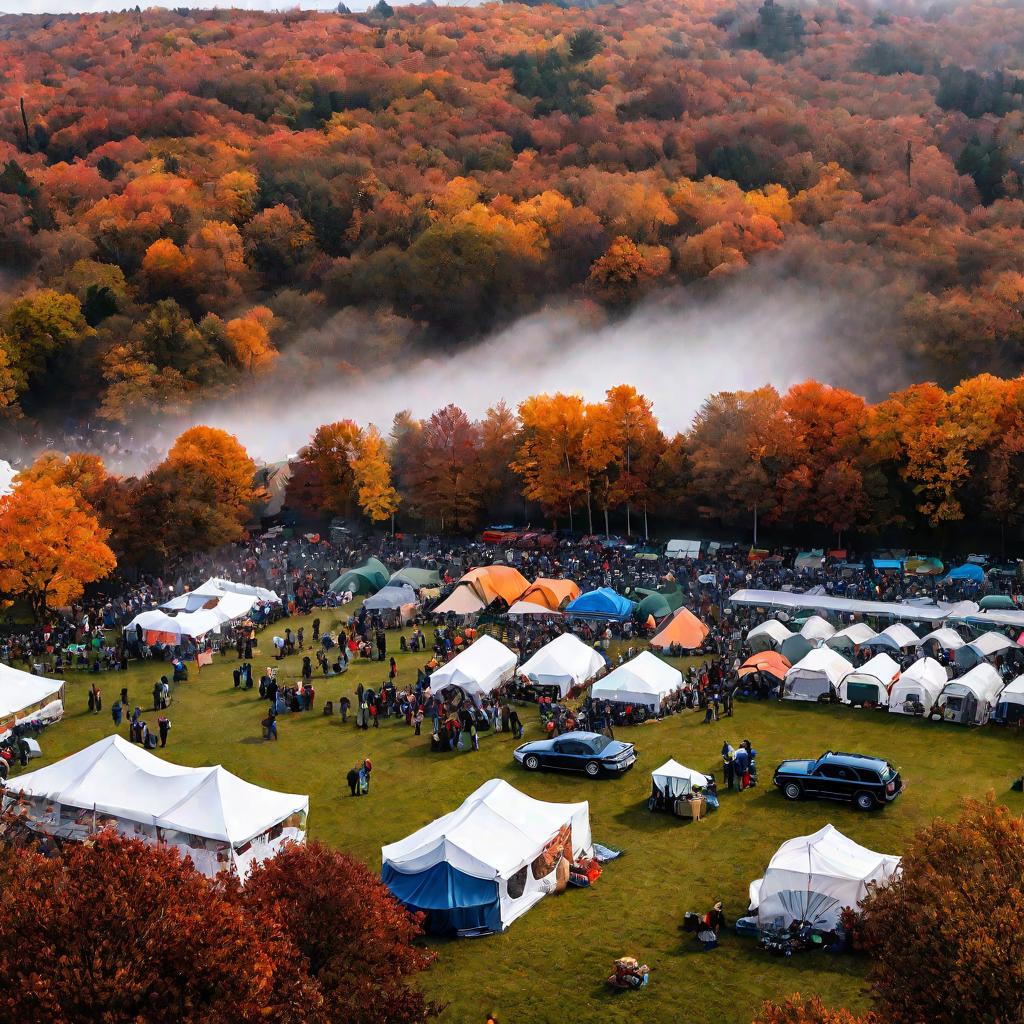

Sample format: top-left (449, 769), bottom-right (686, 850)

top-left (649, 607), bottom-right (709, 650)
top-left (738, 651), bottom-right (791, 681)
top-left (458, 565), bottom-right (530, 607)
top-left (518, 578), bottom-right (581, 611)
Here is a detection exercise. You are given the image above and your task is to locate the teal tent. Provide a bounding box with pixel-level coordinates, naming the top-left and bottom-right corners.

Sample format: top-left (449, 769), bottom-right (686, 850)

top-left (330, 557), bottom-right (389, 595)
top-left (390, 567), bottom-right (441, 589)
top-left (979, 594), bottom-right (1018, 610)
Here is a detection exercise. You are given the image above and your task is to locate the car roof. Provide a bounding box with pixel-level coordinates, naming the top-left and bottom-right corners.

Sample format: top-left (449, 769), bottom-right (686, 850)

top-left (817, 751), bottom-right (888, 769)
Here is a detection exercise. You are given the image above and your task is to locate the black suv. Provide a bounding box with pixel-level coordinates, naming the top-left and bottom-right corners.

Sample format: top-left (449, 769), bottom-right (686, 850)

top-left (773, 751), bottom-right (903, 810)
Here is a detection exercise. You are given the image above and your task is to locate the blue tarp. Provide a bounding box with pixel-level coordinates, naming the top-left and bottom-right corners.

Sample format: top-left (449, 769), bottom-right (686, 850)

top-left (382, 861), bottom-right (499, 935)
top-left (871, 559), bottom-right (903, 570)
top-left (565, 587), bottom-right (636, 621)
top-left (944, 564), bottom-right (986, 583)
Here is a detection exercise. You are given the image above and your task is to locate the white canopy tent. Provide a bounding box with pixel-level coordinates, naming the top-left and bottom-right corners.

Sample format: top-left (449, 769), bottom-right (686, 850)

top-left (800, 615), bottom-right (836, 642)
top-left (590, 652), bottom-right (683, 711)
top-left (651, 759), bottom-right (711, 799)
top-left (749, 824), bottom-right (900, 929)
top-left (869, 623), bottom-right (921, 651)
top-left (729, 589), bottom-right (950, 624)
top-left (889, 657), bottom-right (947, 715)
top-left (995, 675), bottom-right (1024, 724)
top-left (937, 663), bottom-right (1005, 724)
top-left (783, 648), bottom-right (853, 702)
top-left (430, 635), bottom-right (518, 705)
top-left (956, 630), bottom-right (1019, 669)
top-left (517, 633), bottom-right (606, 698)
top-left (747, 619), bottom-right (794, 652)
top-left (826, 622), bottom-right (877, 650)
top-left (0, 663), bottom-right (64, 738)
top-left (666, 539), bottom-right (701, 559)
top-left (192, 577), bottom-right (281, 604)
top-left (381, 778), bottom-right (592, 934)
top-left (2, 735), bottom-right (307, 877)
top-left (838, 653), bottom-right (900, 706)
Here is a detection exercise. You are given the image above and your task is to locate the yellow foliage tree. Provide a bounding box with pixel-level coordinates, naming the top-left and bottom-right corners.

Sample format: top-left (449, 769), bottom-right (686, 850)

top-left (226, 307), bottom-right (278, 372)
top-left (353, 425), bottom-right (400, 526)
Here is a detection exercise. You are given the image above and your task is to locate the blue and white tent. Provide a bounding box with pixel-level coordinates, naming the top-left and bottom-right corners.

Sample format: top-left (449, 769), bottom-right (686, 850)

top-left (381, 779), bottom-right (592, 935)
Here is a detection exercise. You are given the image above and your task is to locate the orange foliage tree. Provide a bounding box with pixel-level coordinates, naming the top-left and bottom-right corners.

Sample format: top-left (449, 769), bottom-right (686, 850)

top-left (0, 477), bottom-right (116, 620)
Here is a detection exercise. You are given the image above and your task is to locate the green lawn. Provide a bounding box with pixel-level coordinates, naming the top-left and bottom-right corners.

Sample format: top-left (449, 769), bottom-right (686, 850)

top-left (13, 609), bottom-right (1024, 1024)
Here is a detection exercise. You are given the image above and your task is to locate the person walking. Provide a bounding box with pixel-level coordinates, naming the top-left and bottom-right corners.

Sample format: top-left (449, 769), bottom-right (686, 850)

top-left (414, 707), bottom-right (424, 736)
top-left (346, 764), bottom-right (360, 797)
top-left (157, 715), bottom-right (171, 748)
top-left (733, 743), bottom-right (750, 791)
top-left (111, 699), bottom-right (123, 728)
top-left (721, 742), bottom-right (735, 791)
top-left (340, 695), bottom-right (350, 723)
top-left (152, 681), bottom-right (162, 710)
top-left (509, 707), bottom-right (523, 740)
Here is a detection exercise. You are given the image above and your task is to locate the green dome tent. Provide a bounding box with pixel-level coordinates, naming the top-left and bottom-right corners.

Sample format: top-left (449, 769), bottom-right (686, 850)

top-left (635, 590), bottom-right (684, 622)
top-left (979, 594), bottom-right (1018, 610)
top-left (330, 557), bottom-right (389, 595)
top-left (389, 567), bottom-right (442, 589)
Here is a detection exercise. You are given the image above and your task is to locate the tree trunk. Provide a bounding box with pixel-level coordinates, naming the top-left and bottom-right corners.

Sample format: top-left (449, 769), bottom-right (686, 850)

top-left (587, 489), bottom-right (593, 535)
top-left (604, 506), bottom-right (610, 539)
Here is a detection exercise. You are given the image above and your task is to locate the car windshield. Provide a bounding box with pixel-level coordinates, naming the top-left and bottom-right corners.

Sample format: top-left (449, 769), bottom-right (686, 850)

top-left (588, 734), bottom-right (611, 754)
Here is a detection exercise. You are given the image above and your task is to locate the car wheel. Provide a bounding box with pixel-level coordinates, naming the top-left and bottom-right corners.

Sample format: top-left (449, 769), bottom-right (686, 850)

top-left (855, 791), bottom-right (876, 811)
top-left (524, 754), bottom-right (540, 771)
top-left (783, 781), bottom-right (802, 801)
top-left (585, 761), bottom-right (601, 777)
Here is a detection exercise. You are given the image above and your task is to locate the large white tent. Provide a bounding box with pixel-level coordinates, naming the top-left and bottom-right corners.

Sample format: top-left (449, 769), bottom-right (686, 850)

top-left (651, 759), bottom-right (711, 799)
top-left (936, 663), bottom-right (1005, 724)
top-left (2, 735), bottom-right (307, 877)
top-left (783, 648), bottom-right (853, 702)
top-left (430, 635), bottom-right (518, 705)
top-left (919, 627), bottom-right (966, 651)
top-left (749, 824), bottom-right (900, 929)
top-left (0, 663), bottom-right (64, 738)
top-left (193, 577), bottom-right (281, 603)
top-left (837, 653), bottom-right (900, 706)
top-left (729, 589), bottom-right (950, 623)
top-left (889, 657), bottom-right (947, 715)
top-left (517, 633), bottom-right (606, 698)
top-left (590, 652), bottom-right (683, 711)
top-left (747, 619), bottom-right (794, 652)
top-left (381, 778), bottom-right (592, 934)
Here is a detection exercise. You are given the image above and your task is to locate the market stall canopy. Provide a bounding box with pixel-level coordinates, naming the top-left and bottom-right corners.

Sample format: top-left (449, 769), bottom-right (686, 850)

top-left (457, 565), bottom-right (530, 607)
top-left (124, 610), bottom-right (187, 643)
top-left (433, 584), bottom-right (487, 617)
top-left (330, 557), bottom-right (389, 595)
top-left (192, 577), bottom-right (281, 604)
top-left (650, 607), bottom-right (709, 650)
top-left (827, 622), bottom-right (877, 650)
top-left (517, 578), bottom-right (580, 611)
top-left (518, 633), bottom-right (606, 697)
top-left (651, 759), bottom-right (711, 799)
top-left (943, 563), bottom-right (986, 583)
top-left (381, 778), bottom-right (592, 934)
top-left (749, 824), bottom-right (900, 929)
top-left (799, 615), bottom-right (836, 642)
top-left (430, 635), bottom-right (518, 703)
top-left (565, 587), bottom-right (636, 622)
top-left (389, 567), bottom-right (442, 589)
top-left (783, 648), bottom-right (853, 701)
top-left (941, 662), bottom-right (1005, 708)
top-left (362, 584), bottom-right (419, 611)
top-left (889, 657), bottom-right (947, 714)
top-left (0, 663), bottom-right (64, 731)
top-left (738, 651), bottom-right (791, 680)
top-left (4, 735), bottom-right (308, 874)
top-left (747, 619), bottom-right (794, 652)
top-left (729, 589), bottom-right (950, 624)
top-left (956, 630), bottom-right (1019, 669)
top-left (590, 652), bottom-right (682, 709)
top-left (666, 539), bottom-right (701, 559)
top-left (838, 653), bottom-right (900, 704)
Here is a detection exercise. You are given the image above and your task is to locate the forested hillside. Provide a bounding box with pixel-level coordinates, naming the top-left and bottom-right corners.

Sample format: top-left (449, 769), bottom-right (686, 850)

top-left (2, 0), bottom-right (1024, 425)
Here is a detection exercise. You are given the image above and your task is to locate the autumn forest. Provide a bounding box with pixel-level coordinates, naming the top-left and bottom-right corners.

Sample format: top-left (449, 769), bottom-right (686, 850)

top-left (1, 0), bottom-right (1024, 429)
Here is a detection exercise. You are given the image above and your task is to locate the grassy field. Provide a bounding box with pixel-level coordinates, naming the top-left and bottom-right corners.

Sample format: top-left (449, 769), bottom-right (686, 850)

top-left (12, 607), bottom-right (1024, 1024)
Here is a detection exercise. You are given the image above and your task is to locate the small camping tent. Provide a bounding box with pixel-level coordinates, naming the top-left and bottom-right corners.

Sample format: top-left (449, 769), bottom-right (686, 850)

top-left (827, 622), bottom-right (877, 651)
top-left (919, 627), bottom-right (965, 652)
top-left (565, 588), bottom-right (635, 622)
top-left (979, 594), bottom-right (1018, 610)
top-left (330, 558), bottom-right (389, 596)
top-left (517, 634), bottom-right (605, 698)
top-left (0, 663), bottom-right (64, 738)
top-left (747, 619), bottom-right (794, 652)
top-left (738, 651), bottom-right (791, 682)
top-left (944, 563), bottom-right (985, 583)
top-left (3, 735), bottom-right (308, 877)
top-left (868, 623), bottom-right (921, 651)
top-left (517, 578), bottom-right (581, 611)
top-left (590, 652), bottom-right (683, 711)
top-left (457, 566), bottom-right (530, 607)
top-left (363, 584), bottom-right (419, 611)
top-left (780, 633), bottom-right (815, 665)
top-left (649, 607), bottom-right (709, 651)
top-left (889, 657), bottom-right (947, 716)
top-left (635, 591), bottom-right (679, 622)
top-left (783, 648), bottom-right (853, 702)
top-left (650, 759), bottom-right (711, 801)
top-left (432, 584), bottom-right (487, 617)
top-left (389, 567), bottom-right (442, 590)
top-left (956, 630), bottom-right (1019, 670)
top-left (994, 675), bottom-right (1024, 725)
top-left (838, 653), bottom-right (900, 706)
top-left (936, 662), bottom-right (1004, 724)
top-left (749, 824), bottom-right (900, 930)
top-left (430, 635), bottom-right (518, 705)
top-left (800, 615), bottom-right (836, 642)
top-left (381, 778), bottom-right (592, 935)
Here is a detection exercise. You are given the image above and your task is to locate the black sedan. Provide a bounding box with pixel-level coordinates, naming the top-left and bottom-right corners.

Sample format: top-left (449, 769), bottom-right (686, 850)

top-left (513, 731), bottom-right (637, 777)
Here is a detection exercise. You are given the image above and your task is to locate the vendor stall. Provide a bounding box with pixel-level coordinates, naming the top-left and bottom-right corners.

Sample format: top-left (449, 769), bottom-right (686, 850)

top-left (0, 663), bottom-right (64, 740)
top-left (430, 635), bottom-right (518, 706)
top-left (935, 663), bottom-right (1005, 724)
top-left (517, 633), bottom-right (606, 699)
top-left (837, 653), bottom-right (900, 707)
top-left (649, 759), bottom-right (714, 817)
top-left (590, 652), bottom-right (682, 713)
top-left (889, 657), bottom-right (947, 716)
top-left (782, 648), bottom-right (853, 703)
